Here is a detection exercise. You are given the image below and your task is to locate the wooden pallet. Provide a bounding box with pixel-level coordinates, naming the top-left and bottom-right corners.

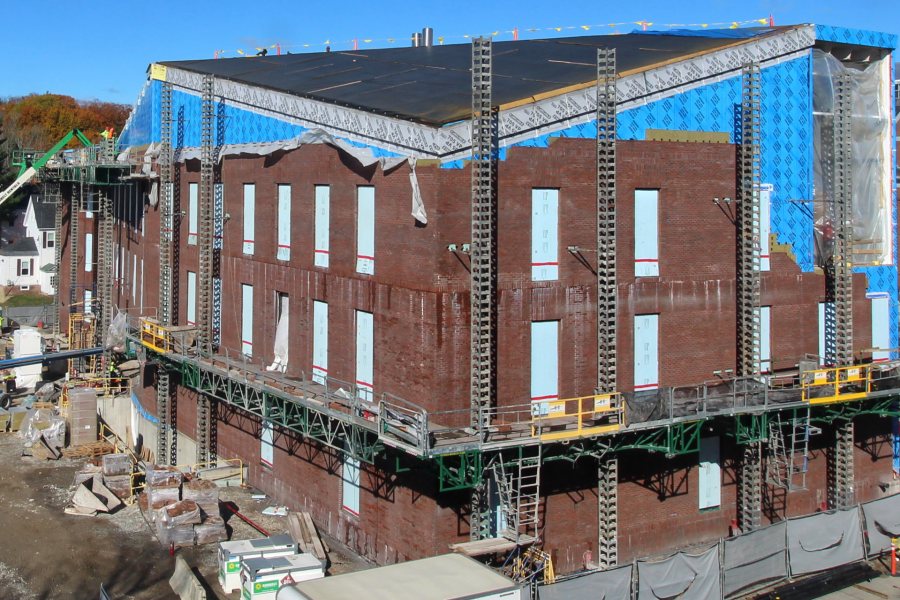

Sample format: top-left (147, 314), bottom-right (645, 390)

top-left (287, 512), bottom-right (328, 563)
top-left (62, 440), bottom-right (115, 458)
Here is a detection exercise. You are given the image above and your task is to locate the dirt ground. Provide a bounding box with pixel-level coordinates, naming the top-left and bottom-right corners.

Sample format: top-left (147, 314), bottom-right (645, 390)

top-left (0, 432), bottom-right (370, 599)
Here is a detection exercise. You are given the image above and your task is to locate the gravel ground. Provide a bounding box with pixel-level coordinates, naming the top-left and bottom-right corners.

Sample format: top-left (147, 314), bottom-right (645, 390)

top-left (0, 431), bottom-right (369, 599)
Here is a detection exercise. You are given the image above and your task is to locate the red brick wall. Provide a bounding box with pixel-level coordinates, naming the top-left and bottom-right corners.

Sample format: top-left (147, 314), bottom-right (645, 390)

top-left (55, 137), bottom-right (893, 571)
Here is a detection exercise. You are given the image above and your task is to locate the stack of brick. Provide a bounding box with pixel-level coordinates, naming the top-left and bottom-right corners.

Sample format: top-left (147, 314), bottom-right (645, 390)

top-left (156, 500), bottom-right (201, 549)
top-left (67, 388), bottom-right (98, 446)
top-left (146, 466), bottom-right (183, 520)
top-left (101, 453), bottom-right (132, 500)
top-left (183, 479), bottom-right (226, 544)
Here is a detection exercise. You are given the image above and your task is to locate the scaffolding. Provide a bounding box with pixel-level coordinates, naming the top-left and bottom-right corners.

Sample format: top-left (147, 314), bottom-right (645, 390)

top-left (470, 36), bottom-right (498, 542)
top-left (825, 72), bottom-right (854, 367)
top-left (736, 62), bottom-right (762, 377)
top-left (597, 456), bottom-right (618, 569)
top-left (196, 74), bottom-right (216, 464)
top-left (157, 80), bottom-right (175, 465)
top-left (738, 442), bottom-right (762, 531)
top-left (596, 47), bottom-right (617, 396)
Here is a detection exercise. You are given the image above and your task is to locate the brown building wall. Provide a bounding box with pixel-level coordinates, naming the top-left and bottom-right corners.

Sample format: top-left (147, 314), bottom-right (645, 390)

top-left (56, 137), bottom-right (893, 572)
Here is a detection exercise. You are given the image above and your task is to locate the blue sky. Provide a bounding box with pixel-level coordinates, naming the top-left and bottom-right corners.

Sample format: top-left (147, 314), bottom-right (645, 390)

top-left (1, 0), bottom-right (897, 105)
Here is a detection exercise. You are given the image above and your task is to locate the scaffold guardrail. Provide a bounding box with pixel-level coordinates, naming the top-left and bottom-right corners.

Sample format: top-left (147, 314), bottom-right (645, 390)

top-left (129, 317), bottom-right (900, 463)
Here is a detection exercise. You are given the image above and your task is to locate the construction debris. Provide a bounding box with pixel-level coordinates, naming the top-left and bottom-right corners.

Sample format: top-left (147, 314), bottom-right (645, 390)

top-left (67, 474), bottom-right (123, 515)
top-left (169, 555), bottom-right (207, 600)
top-left (287, 512), bottom-right (328, 563)
top-left (142, 464), bottom-right (227, 547)
top-left (20, 407), bottom-right (66, 460)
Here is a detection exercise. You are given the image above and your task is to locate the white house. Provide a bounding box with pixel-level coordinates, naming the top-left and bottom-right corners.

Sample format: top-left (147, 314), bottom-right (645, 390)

top-left (17, 194), bottom-right (57, 293)
top-left (0, 237), bottom-right (41, 291)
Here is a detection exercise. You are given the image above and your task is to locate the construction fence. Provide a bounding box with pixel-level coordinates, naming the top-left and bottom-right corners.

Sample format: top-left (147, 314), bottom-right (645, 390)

top-left (538, 492), bottom-right (900, 600)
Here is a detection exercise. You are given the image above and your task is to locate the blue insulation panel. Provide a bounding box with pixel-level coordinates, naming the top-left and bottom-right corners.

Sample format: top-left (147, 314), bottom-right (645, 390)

top-left (814, 25), bottom-right (897, 50)
top-left (119, 80), bottom-right (403, 159)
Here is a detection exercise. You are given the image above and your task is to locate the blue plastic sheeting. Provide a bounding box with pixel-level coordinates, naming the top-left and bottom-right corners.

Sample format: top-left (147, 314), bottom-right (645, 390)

top-left (509, 54), bottom-right (816, 273)
top-left (119, 79), bottom-right (401, 160)
top-left (637, 27), bottom-right (773, 39)
top-left (815, 25), bottom-right (897, 50)
top-left (131, 391), bottom-right (158, 425)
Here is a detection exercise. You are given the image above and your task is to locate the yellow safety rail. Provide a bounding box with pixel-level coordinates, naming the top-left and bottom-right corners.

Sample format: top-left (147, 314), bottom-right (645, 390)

top-left (139, 318), bottom-right (196, 354)
top-left (512, 547), bottom-right (555, 584)
top-left (60, 377), bottom-right (129, 408)
top-left (98, 423), bottom-right (142, 503)
top-left (139, 318), bottom-right (173, 353)
top-left (531, 394), bottom-right (623, 442)
top-left (68, 311), bottom-right (97, 375)
top-left (801, 364), bottom-right (870, 405)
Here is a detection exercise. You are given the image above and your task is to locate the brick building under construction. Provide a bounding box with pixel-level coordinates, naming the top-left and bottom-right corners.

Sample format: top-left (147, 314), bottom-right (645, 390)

top-left (45, 23), bottom-right (899, 574)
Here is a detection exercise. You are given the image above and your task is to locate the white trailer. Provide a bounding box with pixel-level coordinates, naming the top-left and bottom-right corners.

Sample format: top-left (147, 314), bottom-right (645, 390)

top-left (276, 553), bottom-right (524, 600)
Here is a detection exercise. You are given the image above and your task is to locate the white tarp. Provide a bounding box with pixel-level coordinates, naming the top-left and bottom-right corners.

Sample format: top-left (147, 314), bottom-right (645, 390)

top-left (539, 564), bottom-right (632, 600)
top-left (637, 545), bottom-right (720, 600)
top-left (787, 507), bottom-right (864, 576)
top-left (723, 521), bottom-right (787, 597)
top-left (861, 493), bottom-right (900, 555)
top-left (158, 129), bottom-right (428, 224)
top-left (267, 300), bottom-right (289, 373)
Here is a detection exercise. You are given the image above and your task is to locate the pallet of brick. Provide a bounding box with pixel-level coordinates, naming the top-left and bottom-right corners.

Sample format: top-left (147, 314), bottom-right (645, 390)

top-left (157, 499), bottom-right (202, 526)
top-left (147, 481), bottom-right (180, 513)
top-left (157, 521), bottom-right (195, 549)
top-left (103, 474), bottom-right (132, 500)
top-left (145, 463), bottom-right (183, 487)
top-left (102, 453), bottom-right (131, 477)
top-left (8, 406), bottom-right (28, 432)
top-left (194, 516), bottom-right (228, 545)
top-left (68, 388), bottom-right (98, 446)
top-left (73, 463), bottom-right (103, 487)
top-left (182, 478), bottom-right (219, 518)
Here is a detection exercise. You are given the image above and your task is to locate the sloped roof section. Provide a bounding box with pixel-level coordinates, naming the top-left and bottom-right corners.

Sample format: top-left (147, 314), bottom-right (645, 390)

top-left (1, 238), bottom-right (38, 256)
top-left (163, 27), bottom-right (791, 126)
top-left (30, 195), bottom-right (56, 230)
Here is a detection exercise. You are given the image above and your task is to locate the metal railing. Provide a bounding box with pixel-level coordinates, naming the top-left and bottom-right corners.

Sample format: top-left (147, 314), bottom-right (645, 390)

top-left (131, 317), bottom-right (900, 458)
top-left (531, 394), bottom-right (624, 442)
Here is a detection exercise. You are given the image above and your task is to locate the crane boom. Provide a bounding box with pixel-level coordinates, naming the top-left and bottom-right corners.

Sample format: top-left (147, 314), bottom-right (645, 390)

top-left (0, 129), bottom-right (94, 207)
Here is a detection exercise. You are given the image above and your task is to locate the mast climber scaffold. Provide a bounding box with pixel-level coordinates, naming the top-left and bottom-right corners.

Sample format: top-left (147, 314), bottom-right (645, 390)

top-left (27, 31), bottom-right (896, 579)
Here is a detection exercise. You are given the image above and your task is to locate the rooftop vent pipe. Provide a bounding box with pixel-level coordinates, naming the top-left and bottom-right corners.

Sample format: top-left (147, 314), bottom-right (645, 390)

top-left (422, 27), bottom-right (434, 47)
top-left (412, 32), bottom-right (422, 47)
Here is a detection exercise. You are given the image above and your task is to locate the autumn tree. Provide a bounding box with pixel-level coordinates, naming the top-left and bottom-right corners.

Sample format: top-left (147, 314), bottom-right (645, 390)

top-left (0, 94), bottom-right (129, 152)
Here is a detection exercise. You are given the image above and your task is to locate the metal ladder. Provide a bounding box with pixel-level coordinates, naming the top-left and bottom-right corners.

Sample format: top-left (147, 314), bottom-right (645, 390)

top-left (739, 442), bottom-right (762, 531)
top-left (767, 409), bottom-right (814, 491)
top-left (157, 81), bottom-right (174, 465)
top-left (596, 48), bottom-right (618, 396)
top-left (597, 456), bottom-right (618, 568)
top-left (736, 63), bottom-right (762, 377)
top-left (492, 448), bottom-right (542, 543)
top-left (832, 420), bottom-right (855, 509)
top-left (196, 74), bottom-right (216, 464)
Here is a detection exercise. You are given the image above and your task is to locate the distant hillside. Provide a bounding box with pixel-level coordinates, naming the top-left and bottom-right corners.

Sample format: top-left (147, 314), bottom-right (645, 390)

top-left (0, 94), bottom-right (129, 214)
top-left (0, 94), bottom-right (129, 152)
